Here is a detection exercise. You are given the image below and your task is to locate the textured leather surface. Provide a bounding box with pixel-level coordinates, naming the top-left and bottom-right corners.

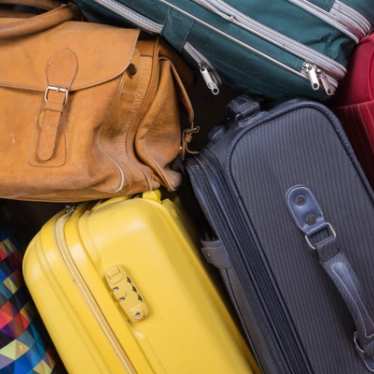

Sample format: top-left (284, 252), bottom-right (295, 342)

top-left (0, 22), bottom-right (139, 91)
top-left (0, 0), bottom-right (60, 10)
top-left (0, 4), bottom-right (193, 201)
top-left (0, 2), bottom-right (77, 38)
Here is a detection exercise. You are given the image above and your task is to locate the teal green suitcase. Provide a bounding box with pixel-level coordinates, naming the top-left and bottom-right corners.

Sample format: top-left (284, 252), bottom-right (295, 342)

top-left (75, 0), bottom-right (373, 100)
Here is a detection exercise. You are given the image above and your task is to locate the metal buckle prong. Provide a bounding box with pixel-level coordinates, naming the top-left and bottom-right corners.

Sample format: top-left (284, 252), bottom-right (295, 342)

top-left (44, 85), bottom-right (69, 105)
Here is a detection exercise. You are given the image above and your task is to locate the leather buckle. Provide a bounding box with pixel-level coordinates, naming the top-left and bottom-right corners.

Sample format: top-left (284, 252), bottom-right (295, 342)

top-left (44, 85), bottom-right (69, 105)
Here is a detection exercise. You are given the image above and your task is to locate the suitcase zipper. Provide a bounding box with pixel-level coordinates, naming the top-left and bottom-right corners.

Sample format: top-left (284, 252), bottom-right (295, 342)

top-left (158, 0), bottom-right (339, 95)
top-left (288, 0), bottom-right (370, 41)
top-left (55, 213), bottom-right (137, 374)
top-left (331, 0), bottom-right (372, 35)
top-left (302, 62), bottom-right (335, 95)
top-left (192, 0), bottom-right (346, 79)
top-left (89, 0), bottom-right (339, 95)
top-left (86, 0), bottom-right (163, 33)
top-left (184, 42), bottom-right (222, 95)
top-left (222, 269), bottom-right (260, 362)
top-left (89, 0), bottom-right (222, 95)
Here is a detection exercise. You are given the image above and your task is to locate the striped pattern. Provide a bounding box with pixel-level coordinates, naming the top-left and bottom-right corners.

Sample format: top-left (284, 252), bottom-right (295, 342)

top-left (0, 238), bottom-right (55, 373)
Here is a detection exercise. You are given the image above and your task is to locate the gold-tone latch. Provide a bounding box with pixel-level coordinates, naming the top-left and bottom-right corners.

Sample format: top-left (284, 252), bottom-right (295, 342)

top-left (105, 265), bottom-right (148, 323)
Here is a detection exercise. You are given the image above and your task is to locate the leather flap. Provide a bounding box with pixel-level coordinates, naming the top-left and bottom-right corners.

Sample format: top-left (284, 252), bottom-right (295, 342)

top-left (0, 21), bottom-right (140, 92)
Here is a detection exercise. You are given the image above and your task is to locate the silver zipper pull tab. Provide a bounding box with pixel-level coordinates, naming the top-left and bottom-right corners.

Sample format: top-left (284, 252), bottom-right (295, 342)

top-left (318, 71), bottom-right (335, 96)
top-left (64, 205), bottom-right (76, 215)
top-left (200, 65), bottom-right (220, 95)
top-left (303, 63), bottom-right (321, 91)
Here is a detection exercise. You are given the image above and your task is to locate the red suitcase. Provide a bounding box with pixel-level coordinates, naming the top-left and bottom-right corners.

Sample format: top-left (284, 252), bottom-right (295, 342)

top-left (334, 34), bottom-right (374, 185)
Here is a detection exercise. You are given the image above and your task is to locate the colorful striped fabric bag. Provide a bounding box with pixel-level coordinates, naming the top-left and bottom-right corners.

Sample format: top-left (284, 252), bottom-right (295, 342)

top-left (0, 233), bottom-right (56, 374)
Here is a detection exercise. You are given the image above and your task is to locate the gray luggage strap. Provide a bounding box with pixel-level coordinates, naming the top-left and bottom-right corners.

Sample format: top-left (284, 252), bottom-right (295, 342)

top-left (287, 185), bottom-right (374, 372)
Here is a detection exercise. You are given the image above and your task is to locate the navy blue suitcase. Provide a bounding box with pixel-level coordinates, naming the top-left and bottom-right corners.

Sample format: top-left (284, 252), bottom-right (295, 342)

top-left (187, 97), bottom-right (374, 373)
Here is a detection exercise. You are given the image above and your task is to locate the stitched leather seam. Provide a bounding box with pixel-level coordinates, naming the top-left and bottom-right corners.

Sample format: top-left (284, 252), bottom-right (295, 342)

top-left (0, 70), bottom-right (135, 93)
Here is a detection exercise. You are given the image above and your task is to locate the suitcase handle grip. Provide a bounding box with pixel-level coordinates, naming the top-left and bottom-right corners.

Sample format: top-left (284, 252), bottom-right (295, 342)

top-left (287, 185), bottom-right (374, 371)
top-left (321, 251), bottom-right (374, 372)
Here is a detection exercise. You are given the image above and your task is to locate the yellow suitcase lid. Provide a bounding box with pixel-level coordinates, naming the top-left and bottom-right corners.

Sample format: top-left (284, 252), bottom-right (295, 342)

top-left (24, 191), bottom-right (258, 374)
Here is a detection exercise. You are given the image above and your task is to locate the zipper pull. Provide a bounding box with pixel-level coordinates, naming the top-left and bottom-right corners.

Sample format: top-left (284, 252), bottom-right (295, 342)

top-left (64, 205), bottom-right (75, 215)
top-left (318, 71), bottom-right (335, 96)
top-left (303, 62), bottom-right (336, 96)
top-left (200, 65), bottom-right (220, 95)
top-left (303, 63), bottom-right (321, 91)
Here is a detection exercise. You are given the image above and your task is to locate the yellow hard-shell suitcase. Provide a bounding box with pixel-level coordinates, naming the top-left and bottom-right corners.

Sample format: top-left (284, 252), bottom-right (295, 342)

top-left (23, 191), bottom-right (257, 374)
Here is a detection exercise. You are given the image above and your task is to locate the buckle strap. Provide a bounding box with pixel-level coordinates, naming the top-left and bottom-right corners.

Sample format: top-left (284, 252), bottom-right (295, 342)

top-left (167, 62), bottom-right (199, 158)
top-left (36, 49), bottom-right (78, 162)
top-left (287, 185), bottom-right (374, 370)
top-left (44, 85), bottom-right (69, 106)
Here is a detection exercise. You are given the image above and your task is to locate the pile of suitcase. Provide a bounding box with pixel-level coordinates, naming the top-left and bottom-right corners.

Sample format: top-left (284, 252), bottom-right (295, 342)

top-left (0, 0), bottom-right (374, 373)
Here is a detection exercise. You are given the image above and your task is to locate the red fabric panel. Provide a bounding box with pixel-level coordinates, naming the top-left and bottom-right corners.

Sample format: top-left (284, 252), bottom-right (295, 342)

top-left (334, 34), bottom-right (374, 186)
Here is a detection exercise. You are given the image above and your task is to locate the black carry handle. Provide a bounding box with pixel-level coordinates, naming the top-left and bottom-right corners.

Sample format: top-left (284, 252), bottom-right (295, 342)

top-left (287, 185), bottom-right (374, 372)
top-left (322, 251), bottom-right (374, 370)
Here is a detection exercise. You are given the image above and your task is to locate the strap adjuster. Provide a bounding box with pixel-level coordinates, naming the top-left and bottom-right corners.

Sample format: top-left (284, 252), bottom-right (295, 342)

top-left (305, 222), bottom-right (336, 250)
top-left (287, 185), bottom-right (337, 250)
top-left (44, 85), bottom-right (69, 105)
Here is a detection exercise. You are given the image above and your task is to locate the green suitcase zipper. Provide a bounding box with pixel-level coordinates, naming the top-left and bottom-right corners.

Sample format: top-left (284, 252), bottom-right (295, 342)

top-left (90, 0), bottom-right (347, 96)
top-left (289, 0), bottom-right (371, 40)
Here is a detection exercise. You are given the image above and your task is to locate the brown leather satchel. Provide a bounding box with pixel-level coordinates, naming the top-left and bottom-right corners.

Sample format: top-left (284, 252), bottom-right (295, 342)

top-left (0, 0), bottom-right (195, 201)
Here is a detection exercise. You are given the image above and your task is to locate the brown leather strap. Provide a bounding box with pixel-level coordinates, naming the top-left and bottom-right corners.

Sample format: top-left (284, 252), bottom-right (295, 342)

top-left (0, 3), bottom-right (77, 39)
top-left (0, 0), bottom-right (61, 10)
top-left (36, 48), bottom-right (78, 161)
top-left (168, 62), bottom-right (194, 126)
top-left (167, 61), bottom-right (199, 157)
top-left (0, 9), bottom-right (35, 17)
